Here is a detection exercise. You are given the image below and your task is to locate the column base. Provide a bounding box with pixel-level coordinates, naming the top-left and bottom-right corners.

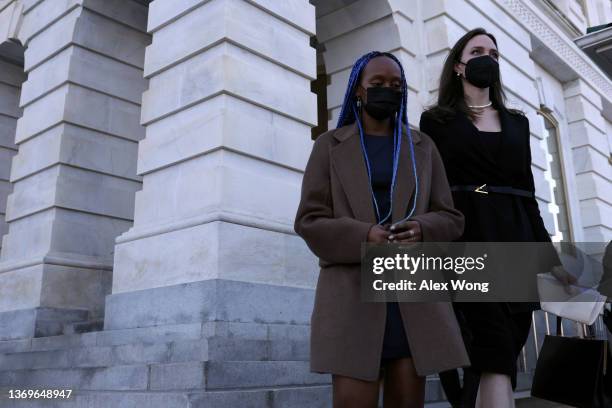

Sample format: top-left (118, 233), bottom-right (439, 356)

top-left (0, 307), bottom-right (90, 340)
top-left (103, 279), bottom-right (315, 331)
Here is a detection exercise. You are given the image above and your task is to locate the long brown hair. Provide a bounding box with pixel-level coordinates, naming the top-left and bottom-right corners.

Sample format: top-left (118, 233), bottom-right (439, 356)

top-left (424, 28), bottom-right (523, 123)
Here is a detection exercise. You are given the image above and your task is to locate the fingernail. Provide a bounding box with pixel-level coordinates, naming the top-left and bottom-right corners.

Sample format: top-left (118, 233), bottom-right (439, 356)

top-left (390, 226), bottom-right (395, 231)
top-left (389, 235), bottom-right (394, 240)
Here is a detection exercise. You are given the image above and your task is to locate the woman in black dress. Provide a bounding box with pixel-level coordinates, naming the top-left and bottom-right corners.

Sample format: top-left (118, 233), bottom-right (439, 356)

top-left (419, 28), bottom-right (573, 408)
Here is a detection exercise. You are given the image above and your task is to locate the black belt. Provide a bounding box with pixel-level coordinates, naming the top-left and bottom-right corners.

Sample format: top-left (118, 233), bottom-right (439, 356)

top-left (450, 183), bottom-right (534, 198)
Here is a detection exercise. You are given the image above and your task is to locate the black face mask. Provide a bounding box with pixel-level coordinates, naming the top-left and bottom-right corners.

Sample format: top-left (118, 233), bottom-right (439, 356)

top-left (360, 86), bottom-right (402, 120)
top-left (459, 55), bottom-right (499, 88)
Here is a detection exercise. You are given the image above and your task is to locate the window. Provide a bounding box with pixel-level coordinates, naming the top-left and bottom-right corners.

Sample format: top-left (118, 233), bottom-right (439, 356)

top-left (537, 109), bottom-right (574, 243)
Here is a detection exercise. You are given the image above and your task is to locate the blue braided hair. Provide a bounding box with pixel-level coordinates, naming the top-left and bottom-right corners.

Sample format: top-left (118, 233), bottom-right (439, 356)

top-left (336, 51), bottom-right (418, 225)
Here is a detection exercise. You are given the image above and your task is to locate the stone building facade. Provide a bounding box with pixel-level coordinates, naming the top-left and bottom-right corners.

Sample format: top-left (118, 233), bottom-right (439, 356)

top-left (0, 0), bottom-right (610, 406)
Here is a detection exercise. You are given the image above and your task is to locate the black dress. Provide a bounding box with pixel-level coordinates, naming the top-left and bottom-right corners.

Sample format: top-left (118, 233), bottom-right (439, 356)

top-left (419, 110), bottom-right (548, 246)
top-left (478, 130), bottom-right (502, 159)
top-left (362, 133), bottom-right (412, 364)
top-left (419, 109), bottom-right (557, 398)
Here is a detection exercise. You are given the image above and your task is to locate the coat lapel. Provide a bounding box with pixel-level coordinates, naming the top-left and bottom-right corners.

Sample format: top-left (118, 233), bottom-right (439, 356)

top-left (498, 109), bottom-right (522, 174)
top-left (330, 122), bottom-right (423, 225)
top-left (330, 123), bottom-right (377, 223)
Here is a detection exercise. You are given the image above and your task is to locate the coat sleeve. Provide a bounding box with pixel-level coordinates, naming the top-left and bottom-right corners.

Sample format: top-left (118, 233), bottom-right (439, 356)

top-left (407, 134), bottom-right (465, 242)
top-left (294, 133), bottom-right (376, 264)
top-left (419, 112), bottom-right (437, 144)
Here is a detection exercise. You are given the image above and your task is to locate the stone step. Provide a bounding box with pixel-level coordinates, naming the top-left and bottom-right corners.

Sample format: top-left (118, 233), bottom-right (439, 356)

top-left (33, 309), bottom-right (91, 339)
top-left (191, 386), bottom-right (332, 408)
top-left (0, 338), bottom-right (31, 354)
top-left (63, 320), bottom-right (104, 335)
top-left (0, 381), bottom-right (457, 407)
top-left (0, 364), bottom-right (150, 391)
top-left (0, 308), bottom-right (91, 341)
top-left (0, 361), bottom-right (328, 391)
top-left (0, 321), bottom-right (309, 354)
top-left (0, 337), bottom-right (309, 371)
top-left (23, 323), bottom-right (205, 353)
top-left (205, 361), bottom-right (328, 390)
top-left (0, 371), bottom-right (539, 407)
top-left (0, 386), bottom-right (332, 408)
top-left (207, 336), bottom-right (309, 362)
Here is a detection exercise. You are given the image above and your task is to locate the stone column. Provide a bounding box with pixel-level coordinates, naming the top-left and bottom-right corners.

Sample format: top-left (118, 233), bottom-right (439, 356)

top-left (0, 0), bottom-right (150, 340)
top-left (563, 79), bottom-right (612, 244)
top-left (105, 0), bottom-right (318, 335)
top-left (0, 46), bottom-right (25, 253)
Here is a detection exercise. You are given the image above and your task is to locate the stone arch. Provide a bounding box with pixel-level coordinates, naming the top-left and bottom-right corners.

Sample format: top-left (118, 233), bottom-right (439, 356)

top-left (311, 0), bottom-right (425, 134)
top-left (0, 1), bottom-right (25, 46)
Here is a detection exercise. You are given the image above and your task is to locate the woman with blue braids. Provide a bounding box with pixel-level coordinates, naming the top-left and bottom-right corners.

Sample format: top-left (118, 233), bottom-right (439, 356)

top-left (294, 51), bottom-right (470, 407)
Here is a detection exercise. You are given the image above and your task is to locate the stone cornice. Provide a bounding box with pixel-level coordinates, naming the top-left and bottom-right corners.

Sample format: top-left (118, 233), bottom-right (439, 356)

top-left (500, 0), bottom-right (612, 103)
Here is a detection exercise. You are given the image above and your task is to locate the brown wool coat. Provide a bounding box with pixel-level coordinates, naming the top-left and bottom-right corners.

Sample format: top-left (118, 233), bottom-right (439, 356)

top-left (294, 122), bottom-right (471, 381)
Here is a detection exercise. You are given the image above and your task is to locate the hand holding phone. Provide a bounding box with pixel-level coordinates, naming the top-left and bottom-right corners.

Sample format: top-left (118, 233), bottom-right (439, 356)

top-left (387, 220), bottom-right (422, 243)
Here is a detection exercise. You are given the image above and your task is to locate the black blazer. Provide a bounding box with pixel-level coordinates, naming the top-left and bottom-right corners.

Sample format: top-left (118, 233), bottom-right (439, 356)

top-left (419, 108), bottom-right (552, 243)
top-left (420, 108), bottom-right (559, 314)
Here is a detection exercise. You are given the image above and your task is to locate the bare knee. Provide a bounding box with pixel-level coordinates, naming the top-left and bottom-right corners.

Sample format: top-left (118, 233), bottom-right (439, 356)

top-left (385, 393), bottom-right (423, 408)
top-left (383, 387), bottom-right (424, 408)
top-left (332, 374), bottom-right (380, 408)
top-left (382, 358), bottom-right (425, 408)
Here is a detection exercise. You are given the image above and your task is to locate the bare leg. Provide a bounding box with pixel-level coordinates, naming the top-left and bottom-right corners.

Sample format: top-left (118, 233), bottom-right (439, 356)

top-left (382, 357), bottom-right (425, 408)
top-left (332, 373), bottom-right (381, 408)
top-left (475, 372), bottom-right (515, 408)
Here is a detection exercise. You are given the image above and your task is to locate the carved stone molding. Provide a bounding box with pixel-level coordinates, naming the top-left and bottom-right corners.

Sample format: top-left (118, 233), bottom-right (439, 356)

top-left (500, 0), bottom-right (612, 101)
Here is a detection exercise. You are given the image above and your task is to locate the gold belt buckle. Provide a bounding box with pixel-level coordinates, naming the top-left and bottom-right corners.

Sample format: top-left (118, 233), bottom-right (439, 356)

top-left (474, 183), bottom-right (488, 194)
